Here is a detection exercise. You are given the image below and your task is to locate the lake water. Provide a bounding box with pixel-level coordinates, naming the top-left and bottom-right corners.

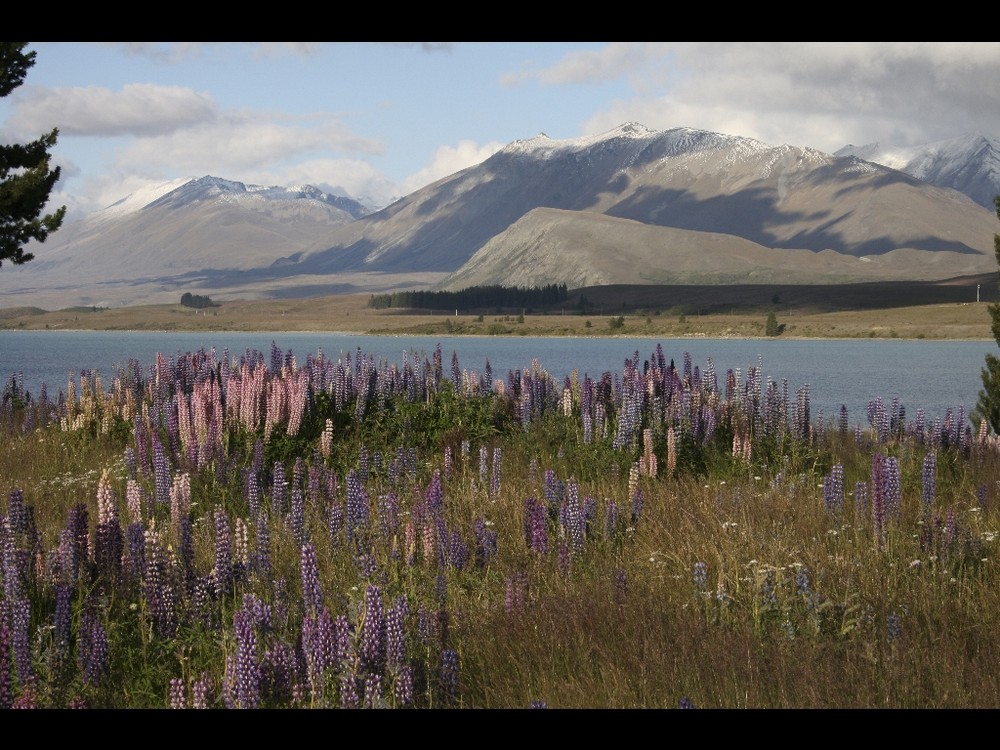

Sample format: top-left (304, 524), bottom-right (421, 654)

top-left (0, 330), bottom-right (994, 428)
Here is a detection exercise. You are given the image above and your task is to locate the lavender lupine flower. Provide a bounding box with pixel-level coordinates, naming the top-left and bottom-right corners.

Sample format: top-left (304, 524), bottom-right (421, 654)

top-left (255, 509), bottom-right (272, 582)
top-left (346, 469), bottom-right (369, 544)
top-left (79, 602), bottom-right (109, 687)
top-left (921, 452), bottom-right (936, 514)
top-left (693, 562), bottom-right (708, 592)
top-left (884, 456), bottom-right (901, 517)
top-left (272, 461), bottom-right (288, 518)
top-left (191, 672), bottom-right (211, 709)
top-left (631, 487), bottom-right (645, 524)
top-left (233, 604), bottom-right (261, 709)
top-left (386, 596), bottom-right (408, 673)
top-left (449, 529), bottom-right (470, 570)
top-left (300, 543), bottom-right (323, 615)
top-left (479, 445), bottom-right (489, 485)
top-left (10, 595), bottom-right (32, 688)
top-left (152, 433), bottom-right (172, 507)
top-left (557, 539), bottom-right (571, 577)
top-left (490, 446), bottom-right (503, 499)
top-left (439, 648), bottom-right (460, 705)
top-left (54, 584), bottom-right (72, 658)
top-left (605, 500), bottom-right (622, 540)
top-left (526, 498), bottom-right (548, 556)
top-left (213, 508), bottom-right (232, 598)
top-left (170, 678), bottom-right (187, 709)
top-left (0, 599), bottom-right (11, 709)
top-left (855, 481), bottom-right (869, 514)
top-left (340, 674), bottom-right (360, 709)
top-left (359, 584), bottom-right (386, 674)
top-left (394, 665), bottom-right (414, 707)
top-left (291, 484), bottom-right (306, 548)
top-left (824, 465), bottom-right (845, 515)
top-left (679, 696), bottom-right (696, 709)
top-left (363, 673), bottom-right (383, 708)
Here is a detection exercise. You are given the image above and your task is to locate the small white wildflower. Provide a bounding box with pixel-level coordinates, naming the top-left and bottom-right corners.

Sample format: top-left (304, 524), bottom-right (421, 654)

top-left (827, 529), bottom-right (839, 536)
top-left (909, 559), bottom-right (921, 568)
top-left (970, 507), bottom-right (981, 513)
top-left (719, 481), bottom-right (726, 486)
top-left (950, 577), bottom-right (957, 584)
top-left (753, 476), bottom-right (761, 481)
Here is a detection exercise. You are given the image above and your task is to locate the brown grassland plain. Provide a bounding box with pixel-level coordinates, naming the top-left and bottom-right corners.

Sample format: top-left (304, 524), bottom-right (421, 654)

top-left (0, 279), bottom-right (995, 341)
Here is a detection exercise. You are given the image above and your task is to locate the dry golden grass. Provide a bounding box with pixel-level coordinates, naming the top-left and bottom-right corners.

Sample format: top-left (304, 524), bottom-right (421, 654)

top-left (0, 293), bottom-right (993, 341)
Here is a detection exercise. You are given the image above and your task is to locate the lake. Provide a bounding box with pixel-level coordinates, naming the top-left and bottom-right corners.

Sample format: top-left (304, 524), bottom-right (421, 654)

top-left (0, 330), bottom-right (994, 428)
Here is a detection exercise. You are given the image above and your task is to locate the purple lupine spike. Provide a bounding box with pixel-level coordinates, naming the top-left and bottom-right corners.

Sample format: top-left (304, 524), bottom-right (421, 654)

top-left (386, 596), bottom-right (408, 672)
top-left (692, 562), bottom-right (708, 592)
top-left (490, 446), bottom-right (502, 498)
top-left (439, 648), bottom-right (460, 706)
top-left (255, 509), bottom-right (272, 582)
top-left (359, 584), bottom-right (386, 674)
top-left (824, 465), bottom-right (845, 515)
top-left (921, 452), bottom-right (936, 514)
top-left (10, 595), bottom-right (32, 688)
top-left (300, 543), bottom-right (323, 615)
top-left (233, 604), bottom-right (261, 709)
top-left (291, 483), bottom-right (306, 548)
top-left (213, 508), bottom-right (232, 598)
top-left (557, 539), bottom-right (571, 577)
top-left (340, 674), bottom-right (360, 708)
top-left (0, 598), bottom-right (11, 709)
top-left (79, 601), bottom-right (109, 687)
top-left (605, 499), bottom-right (621, 539)
top-left (363, 673), bottom-right (383, 708)
top-left (272, 462), bottom-right (287, 518)
top-left (448, 529), bottom-right (470, 570)
top-left (334, 613), bottom-right (352, 668)
top-left (54, 584), bottom-right (72, 657)
top-left (169, 677), bottom-right (187, 709)
top-left (394, 664), bottom-right (414, 707)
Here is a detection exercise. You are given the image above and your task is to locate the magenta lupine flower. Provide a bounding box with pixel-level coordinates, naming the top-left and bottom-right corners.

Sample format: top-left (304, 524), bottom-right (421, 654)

top-left (169, 677), bottom-right (186, 708)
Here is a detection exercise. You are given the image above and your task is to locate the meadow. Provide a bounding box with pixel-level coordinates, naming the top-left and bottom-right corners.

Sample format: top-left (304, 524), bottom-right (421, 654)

top-left (1, 329), bottom-right (999, 710)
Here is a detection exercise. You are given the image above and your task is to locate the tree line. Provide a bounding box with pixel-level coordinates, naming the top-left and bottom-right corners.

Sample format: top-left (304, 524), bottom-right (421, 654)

top-left (180, 292), bottom-right (218, 309)
top-left (367, 283), bottom-right (569, 312)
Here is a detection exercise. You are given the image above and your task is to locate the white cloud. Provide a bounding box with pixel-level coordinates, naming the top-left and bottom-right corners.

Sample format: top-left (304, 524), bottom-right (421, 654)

top-left (7, 84), bottom-right (217, 138)
top-left (399, 139), bottom-right (504, 196)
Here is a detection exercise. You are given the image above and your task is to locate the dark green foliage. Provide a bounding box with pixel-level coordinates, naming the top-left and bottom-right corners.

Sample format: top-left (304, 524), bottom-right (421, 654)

top-left (765, 312), bottom-right (783, 336)
top-left (180, 292), bottom-right (218, 309)
top-left (368, 283), bottom-right (569, 311)
top-left (0, 43), bottom-right (65, 268)
top-left (972, 195), bottom-right (1000, 432)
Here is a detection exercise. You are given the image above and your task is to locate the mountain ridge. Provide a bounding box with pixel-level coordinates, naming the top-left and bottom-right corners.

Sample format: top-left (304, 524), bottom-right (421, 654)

top-left (1, 123), bottom-right (998, 310)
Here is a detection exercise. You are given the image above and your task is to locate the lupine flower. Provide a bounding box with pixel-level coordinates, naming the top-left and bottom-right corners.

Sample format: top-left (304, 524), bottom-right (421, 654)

top-left (0, 599), bottom-right (11, 709)
top-left (886, 612), bottom-right (902, 643)
top-left (693, 562), bottom-right (708, 592)
top-left (170, 678), bottom-right (187, 708)
top-left (233, 604), bottom-right (261, 709)
top-left (921, 452), bottom-right (936, 514)
top-left (300, 543), bottom-right (323, 615)
top-left (394, 665), bottom-right (414, 707)
top-left (359, 584), bottom-right (386, 674)
top-left (439, 648), bottom-right (460, 705)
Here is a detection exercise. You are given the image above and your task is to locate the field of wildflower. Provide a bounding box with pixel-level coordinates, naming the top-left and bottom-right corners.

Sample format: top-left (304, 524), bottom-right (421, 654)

top-left (1, 340), bottom-right (999, 709)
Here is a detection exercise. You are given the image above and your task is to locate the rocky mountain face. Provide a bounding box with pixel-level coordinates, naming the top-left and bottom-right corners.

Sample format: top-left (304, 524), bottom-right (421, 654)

top-left (2, 126), bottom-right (998, 309)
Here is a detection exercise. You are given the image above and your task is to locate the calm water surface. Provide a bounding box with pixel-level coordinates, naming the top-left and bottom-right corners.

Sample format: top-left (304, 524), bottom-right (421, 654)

top-left (0, 330), bottom-right (992, 427)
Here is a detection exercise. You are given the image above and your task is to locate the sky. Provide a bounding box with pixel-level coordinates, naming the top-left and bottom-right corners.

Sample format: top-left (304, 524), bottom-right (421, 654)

top-left (3, 41), bottom-right (999, 223)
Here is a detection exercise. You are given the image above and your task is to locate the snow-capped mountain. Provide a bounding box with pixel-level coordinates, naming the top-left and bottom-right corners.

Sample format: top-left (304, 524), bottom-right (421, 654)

top-left (835, 134), bottom-right (1000, 210)
top-left (2, 124), bottom-right (997, 309)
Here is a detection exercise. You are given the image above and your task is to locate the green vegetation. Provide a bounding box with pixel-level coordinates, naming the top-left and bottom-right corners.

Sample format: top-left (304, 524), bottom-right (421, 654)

top-left (0, 43), bottom-right (65, 268)
top-left (180, 292), bottom-right (218, 309)
top-left (367, 283), bottom-right (569, 311)
top-left (1, 342), bottom-right (999, 708)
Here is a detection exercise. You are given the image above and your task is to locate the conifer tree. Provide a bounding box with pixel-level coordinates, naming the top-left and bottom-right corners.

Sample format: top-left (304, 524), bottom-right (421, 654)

top-left (0, 42), bottom-right (65, 268)
top-left (972, 195), bottom-right (1000, 433)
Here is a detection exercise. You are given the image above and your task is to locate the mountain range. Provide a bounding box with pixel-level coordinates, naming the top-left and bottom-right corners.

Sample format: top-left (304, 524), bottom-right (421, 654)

top-left (1, 124), bottom-right (998, 310)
